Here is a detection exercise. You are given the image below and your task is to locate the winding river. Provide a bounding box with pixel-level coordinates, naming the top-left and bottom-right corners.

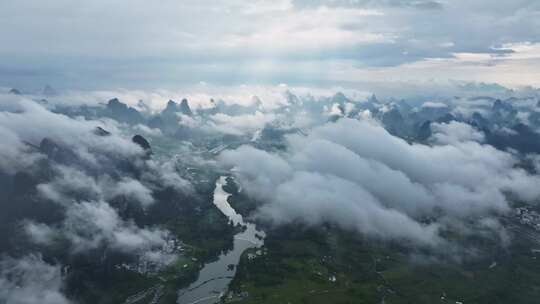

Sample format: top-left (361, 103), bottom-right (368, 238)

top-left (177, 176), bottom-right (265, 304)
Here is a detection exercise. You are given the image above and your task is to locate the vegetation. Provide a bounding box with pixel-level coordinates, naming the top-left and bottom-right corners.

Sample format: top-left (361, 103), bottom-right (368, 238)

top-left (227, 224), bottom-right (540, 304)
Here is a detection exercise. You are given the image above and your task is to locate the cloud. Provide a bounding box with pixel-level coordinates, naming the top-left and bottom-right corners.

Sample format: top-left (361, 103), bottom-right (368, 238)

top-left (422, 101), bottom-right (448, 109)
top-left (142, 159), bottom-right (194, 194)
top-left (219, 118), bottom-right (540, 247)
top-left (37, 165), bottom-right (102, 204)
top-left (209, 111), bottom-right (276, 136)
top-left (1, 1), bottom-right (540, 88)
top-left (430, 121), bottom-right (485, 144)
top-left (0, 125), bottom-right (43, 174)
top-left (26, 201), bottom-right (169, 253)
top-left (0, 95), bottom-right (190, 192)
top-left (111, 178), bottom-right (155, 207)
top-left (264, 170), bottom-right (442, 245)
top-left (0, 255), bottom-right (71, 304)
top-left (133, 124), bottom-right (163, 137)
top-left (0, 96), bottom-right (191, 258)
top-left (35, 161), bottom-right (180, 210)
top-left (62, 201), bottom-right (168, 252)
top-left (0, 95), bottom-right (144, 162)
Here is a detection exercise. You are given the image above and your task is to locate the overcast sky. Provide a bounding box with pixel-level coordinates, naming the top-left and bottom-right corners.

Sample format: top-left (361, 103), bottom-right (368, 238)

top-left (1, 0), bottom-right (539, 90)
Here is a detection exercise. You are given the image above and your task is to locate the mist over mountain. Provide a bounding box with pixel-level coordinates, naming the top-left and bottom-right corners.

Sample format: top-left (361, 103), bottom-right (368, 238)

top-left (2, 85), bottom-right (540, 302)
top-left (2, 0), bottom-right (540, 303)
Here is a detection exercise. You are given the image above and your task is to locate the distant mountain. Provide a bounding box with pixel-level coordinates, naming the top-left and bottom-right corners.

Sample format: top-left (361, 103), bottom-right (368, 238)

top-left (39, 137), bottom-right (79, 165)
top-left (416, 120), bottom-right (433, 141)
top-left (414, 113), bottom-right (458, 142)
top-left (42, 85), bottom-right (58, 97)
top-left (470, 112), bottom-right (490, 130)
top-left (136, 99), bottom-right (151, 113)
top-left (162, 99), bottom-right (193, 117)
top-left (8, 88), bottom-right (21, 95)
top-left (149, 100), bottom-right (183, 135)
top-left (93, 126), bottom-right (111, 137)
top-left (180, 98), bottom-right (193, 116)
top-left (331, 92), bottom-right (349, 105)
top-left (367, 94), bottom-right (380, 105)
top-left (381, 107), bottom-right (407, 137)
top-left (132, 134), bottom-right (152, 158)
top-left (491, 99), bottom-right (517, 124)
top-left (104, 98), bottom-right (144, 125)
top-left (162, 100), bottom-right (180, 116)
top-left (487, 123), bottom-right (540, 154)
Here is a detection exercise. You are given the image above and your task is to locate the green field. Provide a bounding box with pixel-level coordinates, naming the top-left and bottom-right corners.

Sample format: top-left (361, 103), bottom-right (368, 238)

top-left (226, 224), bottom-right (540, 304)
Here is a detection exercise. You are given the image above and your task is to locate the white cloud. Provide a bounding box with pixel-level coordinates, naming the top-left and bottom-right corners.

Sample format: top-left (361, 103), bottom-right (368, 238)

top-left (55, 200), bottom-right (168, 253)
top-left (430, 121), bottom-right (485, 144)
top-left (422, 101), bottom-right (448, 108)
top-left (209, 111), bottom-right (276, 135)
top-left (219, 118), bottom-right (540, 247)
top-left (0, 95), bottom-right (143, 161)
top-left (111, 178), bottom-right (155, 208)
top-left (133, 124), bottom-right (163, 136)
top-left (0, 255), bottom-right (71, 304)
top-left (0, 96), bottom-right (191, 258)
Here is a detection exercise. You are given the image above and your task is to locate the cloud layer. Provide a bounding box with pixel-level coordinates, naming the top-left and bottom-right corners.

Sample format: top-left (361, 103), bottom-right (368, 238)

top-left (1, 1), bottom-right (540, 89)
top-left (0, 255), bottom-right (71, 304)
top-left (0, 94), bottom-right (190, 256)
top-left (220, 118), bottom-right (540, 247)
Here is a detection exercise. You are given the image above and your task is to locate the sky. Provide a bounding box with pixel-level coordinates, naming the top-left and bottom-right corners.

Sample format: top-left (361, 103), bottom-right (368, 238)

top-left (1, 0), bottom-right (540, 91)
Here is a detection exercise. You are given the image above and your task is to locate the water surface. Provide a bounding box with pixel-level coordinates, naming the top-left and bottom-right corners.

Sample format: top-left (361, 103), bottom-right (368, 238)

top-left (177, 176), bottom-right (264, 304)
